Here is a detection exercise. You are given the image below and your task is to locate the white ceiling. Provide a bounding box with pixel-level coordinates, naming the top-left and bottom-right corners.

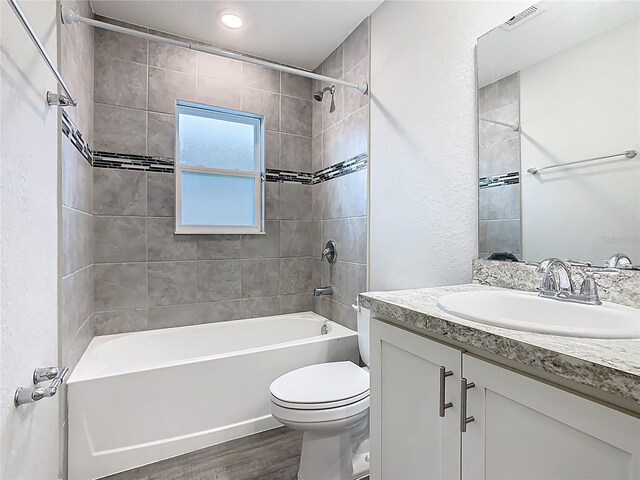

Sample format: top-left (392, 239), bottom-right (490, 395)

top-left (478, 0), bottom-right (640, 87)
top-left (89, 0), bottom-right (383, 70)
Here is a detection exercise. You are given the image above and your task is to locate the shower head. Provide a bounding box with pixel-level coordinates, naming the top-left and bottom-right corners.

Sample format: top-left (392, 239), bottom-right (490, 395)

top-left (313, 85), bottom-right (336, 112)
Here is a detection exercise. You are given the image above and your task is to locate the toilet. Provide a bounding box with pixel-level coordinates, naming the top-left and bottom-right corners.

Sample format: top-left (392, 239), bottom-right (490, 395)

top-left (269, 308), bottom-right (371, 480)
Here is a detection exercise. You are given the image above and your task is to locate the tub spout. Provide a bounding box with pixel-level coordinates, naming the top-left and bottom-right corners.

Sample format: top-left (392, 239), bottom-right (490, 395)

top-left (314, 286), bottom-right (333, 297)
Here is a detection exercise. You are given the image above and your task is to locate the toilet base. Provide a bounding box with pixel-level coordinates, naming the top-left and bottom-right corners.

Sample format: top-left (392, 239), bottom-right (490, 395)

top-left (296, 413), bottom-right (370, 480)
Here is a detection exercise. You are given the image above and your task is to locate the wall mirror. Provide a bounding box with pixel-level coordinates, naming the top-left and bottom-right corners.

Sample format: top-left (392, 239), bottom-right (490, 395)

top-left (477, 1), bottom-right (639, 267)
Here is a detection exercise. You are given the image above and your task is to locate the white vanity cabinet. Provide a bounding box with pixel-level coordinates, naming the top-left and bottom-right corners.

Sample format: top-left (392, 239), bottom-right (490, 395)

top-left (370, 319), bottom-right (462, 479)
top-left (370, 317), bottom-right (640, 480)
top-left (462, 354), bottom-right (640, 480)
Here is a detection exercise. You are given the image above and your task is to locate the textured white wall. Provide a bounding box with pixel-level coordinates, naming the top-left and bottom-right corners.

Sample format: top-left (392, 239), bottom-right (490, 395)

top-left (369, 1), bottom-right (529, 291)
top-left (0, 1), bottom-right (60, 478)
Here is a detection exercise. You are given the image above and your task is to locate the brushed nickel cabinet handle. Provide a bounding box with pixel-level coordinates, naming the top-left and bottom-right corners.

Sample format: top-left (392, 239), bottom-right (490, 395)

top-left (460, 377), bottom-right (475, 432)
top-left (439, 366), bottom-right (453, 417)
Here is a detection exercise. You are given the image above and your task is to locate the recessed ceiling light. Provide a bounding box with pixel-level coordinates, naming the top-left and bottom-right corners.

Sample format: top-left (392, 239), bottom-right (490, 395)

top-left (220, 13), bottom-right (244, 29)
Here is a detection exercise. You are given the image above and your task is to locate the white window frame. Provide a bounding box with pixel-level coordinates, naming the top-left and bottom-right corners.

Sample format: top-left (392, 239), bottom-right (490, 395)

top-left (174, 100), bottom-right (265, 235)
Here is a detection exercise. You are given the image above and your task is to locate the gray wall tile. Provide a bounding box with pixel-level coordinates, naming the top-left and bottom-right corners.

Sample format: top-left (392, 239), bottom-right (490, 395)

top-left (343, 18), bottom-right (369, 73)
top-left (197, 235), bottom-right (241, 260)
top-left (148, 304), bottom-right (198, 329)
top-left (94, 263), bottom-right (147, 310)
top-left (148, 261), bottom-right (197, 306)
top-left (61, 266), bottom-right (93, 343)
top-left (342, 106), bottom-right (369, 161)
top-left (266, 183), bottom-right (280, 220)
top-left (241, 220), bottom-right (280, 258)
top-left (265, 131), bottom-right (280, 169)
top-left (147, 112), bottom-right (175, 158)
top-left (280, 221), bottom-right (312, 257)
top-left (486, 219), bottom-right (521, 254)
top-left (281, 134), bottom-right (311, 172)
top-left (331, 301), bottom-right (357, 330)
top-left (343, 60), bottom-right (369, 117)
top-left (280, 183), bottom-right (312, 220)
top-left (62, 137), bottom-right (92, 213)
top-left (94, 103), bottom-right (147, 155)
top-left (241, 258), bottom-right (280, 297)
top-left (197, 53), bottom-right (241, 83)
top-left (94, 216), bottom-right (147, 263)
top-left (148, 67), bottom-right (197, 114)
top-left (94, 168), bottom-right (146, 216)
top-left (321, 217), bottom-right (366, 264)
top-left (330, 261), bottom-right (366, 306)
top-left (322, 121), bottom-right (344, 167)
top-left (281, 96), bottom-right (312, 136)
top-left (280, 257), bottom-right (312, 295)
top-left (311, 135), bottom-right (323, 173)
top-left (281, 73), bottom-right (311, 100)
top-left (149, 42), bottom-right (197, 74)
top-left (279, 294), bottom-right (313, 314)
top-left (322, 44), bottom-right (343, 79)
top-left (148, 217), bottom-right (197, 261)
top-left (243, 64), bottom-right (280, 93)
top-left (197, 300), bottom-right (243, 324)
top-left (95, 28), bottom-right (147, 64)
top-left (62, 207), bottom-right (93, 276)
top-left (242, 87), bottom-right (280, 131)
top-left (197, 260), bottom-right (241, 301)
top-left (94, 308), bottom-right (148, 335)
top-left (197, 77), bottom-right (241, 110)
top-left (240, 296), bottom-right (280, 318)
top-left (94, 55), bottom-right (147, 109)
top-left (147, 172), bottom-right (175, 217)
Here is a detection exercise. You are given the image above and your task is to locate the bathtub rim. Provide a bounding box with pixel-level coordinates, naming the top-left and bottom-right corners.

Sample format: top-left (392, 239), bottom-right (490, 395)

top-left (68, 311), bottom-right (356, 384)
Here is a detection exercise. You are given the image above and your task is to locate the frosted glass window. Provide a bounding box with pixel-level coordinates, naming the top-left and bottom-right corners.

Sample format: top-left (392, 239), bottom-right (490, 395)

top-left (178, 113), bottom-right (256, 171)
top-left (175, 101), bottom-right (264, 234)
top-left (181, 172), bottom-right (255, 226)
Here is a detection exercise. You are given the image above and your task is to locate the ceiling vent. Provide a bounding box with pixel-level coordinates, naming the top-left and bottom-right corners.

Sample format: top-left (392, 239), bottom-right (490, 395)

top-left (500, 6), bottom-right (544, 31)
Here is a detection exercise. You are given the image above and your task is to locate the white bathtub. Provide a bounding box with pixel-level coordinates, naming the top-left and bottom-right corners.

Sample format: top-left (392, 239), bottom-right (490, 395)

top-left (67, 312), bottom-right (358, 480)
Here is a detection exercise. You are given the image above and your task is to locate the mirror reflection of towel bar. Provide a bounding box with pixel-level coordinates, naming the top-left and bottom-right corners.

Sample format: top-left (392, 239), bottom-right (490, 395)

top-left (527, 150), bottom-right (637, 175)
top-left (479, 116), bottom-right (520, 131)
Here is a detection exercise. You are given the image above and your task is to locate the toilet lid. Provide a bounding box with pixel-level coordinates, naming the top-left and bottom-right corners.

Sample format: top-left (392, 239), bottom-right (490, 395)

top-left (270, 361), bottom-right (369, 408)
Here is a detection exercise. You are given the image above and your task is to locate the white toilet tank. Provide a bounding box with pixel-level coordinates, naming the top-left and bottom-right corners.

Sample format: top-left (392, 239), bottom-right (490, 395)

top-left (357, 307), bottom-right (371, 367)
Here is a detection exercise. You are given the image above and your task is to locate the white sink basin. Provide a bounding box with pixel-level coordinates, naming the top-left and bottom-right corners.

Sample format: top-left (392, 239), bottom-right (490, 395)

top-left (436, 290), bottom-right (640, 339)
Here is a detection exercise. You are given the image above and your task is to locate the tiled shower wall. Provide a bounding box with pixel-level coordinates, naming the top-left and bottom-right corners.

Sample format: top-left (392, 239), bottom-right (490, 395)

top-left (92, 17), bottom-right (318, 334)
top-left (60, 0), bottom-right (94, 390)
top-left (312, 19), bottom-right (369, 330)
top-left (478, 72), bottom-right (521, 259)
top-left (59, 0), bottom-right (94, 477)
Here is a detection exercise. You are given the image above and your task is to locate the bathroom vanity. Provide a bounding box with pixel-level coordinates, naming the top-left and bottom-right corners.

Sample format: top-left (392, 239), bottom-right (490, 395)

top-left (359, 284), bottom-right (640, 480)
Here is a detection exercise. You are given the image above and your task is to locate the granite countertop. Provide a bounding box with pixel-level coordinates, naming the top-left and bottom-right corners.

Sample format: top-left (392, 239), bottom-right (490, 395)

top-left (358, 284), bottom-right (640, 406)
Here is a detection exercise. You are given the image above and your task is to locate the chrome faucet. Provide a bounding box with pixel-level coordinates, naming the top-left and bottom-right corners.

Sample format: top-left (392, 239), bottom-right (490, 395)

top-left (536, 258), bottom-right (602, 305)
top-left (314, 286), bottom-right (333, 297)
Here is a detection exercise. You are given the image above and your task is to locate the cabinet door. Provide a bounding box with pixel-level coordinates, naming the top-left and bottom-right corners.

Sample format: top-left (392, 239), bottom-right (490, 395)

top-left (462, 354), bottom-right (640, 480)
top-left (370, 318), bottom-right (462, 480)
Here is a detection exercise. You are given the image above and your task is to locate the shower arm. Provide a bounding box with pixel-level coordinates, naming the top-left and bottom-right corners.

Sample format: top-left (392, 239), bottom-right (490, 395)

top-left (62, 8), bottom-right (369, 95)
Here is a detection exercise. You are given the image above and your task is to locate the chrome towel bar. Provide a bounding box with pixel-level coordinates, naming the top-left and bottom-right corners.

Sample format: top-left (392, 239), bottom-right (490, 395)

top-left (527, 150), bottom-right (637, 175)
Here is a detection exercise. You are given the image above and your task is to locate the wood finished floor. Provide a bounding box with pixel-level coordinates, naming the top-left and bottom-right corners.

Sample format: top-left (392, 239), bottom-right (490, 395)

top-left (103, 427), bottom-right (303, 480)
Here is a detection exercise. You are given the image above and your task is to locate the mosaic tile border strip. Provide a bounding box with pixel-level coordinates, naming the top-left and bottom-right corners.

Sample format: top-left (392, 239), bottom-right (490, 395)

top-left (60, 116), bottom-right (368, 183)
top-left (313, 153), bottom-right (368, 185)
top-left (62, 111), bottom-right (93, 165)
top-left (479, 171), bottom-right (520, 189)
top-left (93, 151), bottom-right (174, 173)
top-left (92, 151), bottom-right (368, 184)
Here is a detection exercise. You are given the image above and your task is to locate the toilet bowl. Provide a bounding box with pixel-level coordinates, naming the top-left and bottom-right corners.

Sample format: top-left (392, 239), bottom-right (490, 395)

top-left (269, 308), bottom-right (371, 480)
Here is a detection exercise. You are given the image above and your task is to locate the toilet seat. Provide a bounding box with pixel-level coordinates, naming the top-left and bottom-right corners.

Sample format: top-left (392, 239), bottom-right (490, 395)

top-left (271, 395), bottom-right (370, 424)
top-left (270, 361), bottom-right (370, 410)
